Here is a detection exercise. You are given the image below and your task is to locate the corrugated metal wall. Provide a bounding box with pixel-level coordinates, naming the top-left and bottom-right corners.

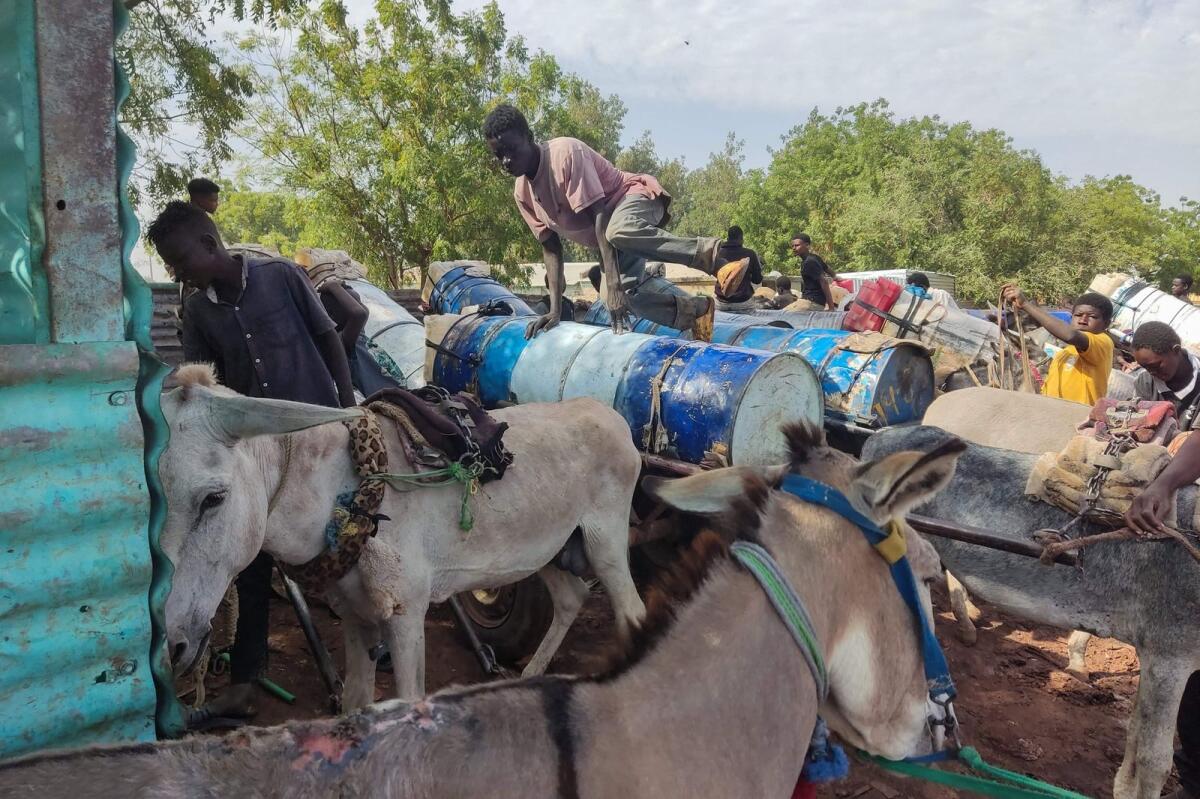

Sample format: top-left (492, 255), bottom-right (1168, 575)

top-left (0, 0), bottom-right (181, 758)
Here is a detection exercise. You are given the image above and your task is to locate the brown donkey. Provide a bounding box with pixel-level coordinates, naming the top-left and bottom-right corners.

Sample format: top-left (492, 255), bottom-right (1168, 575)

top-left (0, 423), bottom-right (964, 798)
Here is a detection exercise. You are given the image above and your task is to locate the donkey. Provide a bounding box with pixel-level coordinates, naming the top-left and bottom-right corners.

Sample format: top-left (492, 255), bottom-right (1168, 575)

top-left (865, 425), bottom-right (1200, 799)
top-left (921, 386), bottom-right (1096, 672)
top-left (0, 423), bottom-right (965, 797)
top-left (160, 364), bottom-right (646, 707)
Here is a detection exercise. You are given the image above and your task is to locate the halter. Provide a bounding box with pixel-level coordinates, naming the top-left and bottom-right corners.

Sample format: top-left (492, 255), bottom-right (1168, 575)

top-left (735, 474), bottom-right (960, 771)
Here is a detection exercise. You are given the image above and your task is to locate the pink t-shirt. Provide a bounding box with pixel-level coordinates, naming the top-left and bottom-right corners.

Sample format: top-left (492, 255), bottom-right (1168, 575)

top-left (513, 137), bottom-right (665, 249)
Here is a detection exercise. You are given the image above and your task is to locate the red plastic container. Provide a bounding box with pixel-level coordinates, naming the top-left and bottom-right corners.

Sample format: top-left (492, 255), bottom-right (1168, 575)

top-left (842, 278), bottom-right (903, 333)
top-left (834, 278), bottom-right (855, 293)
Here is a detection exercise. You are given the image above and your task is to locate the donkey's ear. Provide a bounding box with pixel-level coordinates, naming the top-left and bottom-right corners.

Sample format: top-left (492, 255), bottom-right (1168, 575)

top-left (644, 465), bottom-right (786, 515)
top-left (851, 438), bottom-right (966, 522)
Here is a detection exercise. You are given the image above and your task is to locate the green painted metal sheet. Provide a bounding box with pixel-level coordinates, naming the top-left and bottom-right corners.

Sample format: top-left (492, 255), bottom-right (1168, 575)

top-left (0, 0), bottom-right (182, 759)
top-left (0, 343), bottom-right (159, 757)
top-left (113, 0), bottom-right (184, 740)
top-left (0, 0), bottom-right (49, 343)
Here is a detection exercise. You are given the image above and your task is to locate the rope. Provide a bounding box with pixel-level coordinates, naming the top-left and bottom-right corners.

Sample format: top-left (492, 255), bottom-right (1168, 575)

top-left (862, 748), bottom-right (1092, 799)
top-left (1039, 524), bottom-right (1200, 565)
top-left (730, 541), bottom-right (828, 699)
top-left (643, 345), bottom-right (688, 453)
top-left (367, 460), bottom-right (484, 531)
top-left (1011, 302), bottom-right (1035, 393)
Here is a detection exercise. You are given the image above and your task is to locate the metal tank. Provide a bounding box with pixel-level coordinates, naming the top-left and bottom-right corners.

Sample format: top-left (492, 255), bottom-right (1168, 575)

top-left (348, 279), bottom-right (426, 388)
top-left (1090, 273), bottom-right (1200, 351)
top-left (712, 326), bottom-right (933, 428)
top-left (425, 261), bottom-right (535, 316)
top-left (430, 316), bottom-right (823, 466)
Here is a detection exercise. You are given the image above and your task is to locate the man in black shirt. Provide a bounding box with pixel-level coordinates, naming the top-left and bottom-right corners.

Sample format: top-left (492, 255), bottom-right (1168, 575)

top-left (148, 201), bottom-right (354, 719)
top-left (791, 232), bottom-right (836, 310)
top-left (714, 225), bottom-right (764, 310)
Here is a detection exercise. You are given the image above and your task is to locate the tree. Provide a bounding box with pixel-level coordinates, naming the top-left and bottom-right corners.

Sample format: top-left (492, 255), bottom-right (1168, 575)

top-left (237, 0), bottom-right (626, 287)
top-left (673, 133), bottom-right (745, 243)
top-left (120, 0), bottom-right (310, 203)
top-left (735, 100), bottom-right (1200, 304)
top-left (212, 186), bottom-right (321, 256)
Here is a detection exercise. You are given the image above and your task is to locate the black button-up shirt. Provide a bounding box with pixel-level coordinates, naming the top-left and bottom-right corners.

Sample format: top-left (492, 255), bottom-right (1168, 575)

top-left (181, 256), bottom-right (340, 407)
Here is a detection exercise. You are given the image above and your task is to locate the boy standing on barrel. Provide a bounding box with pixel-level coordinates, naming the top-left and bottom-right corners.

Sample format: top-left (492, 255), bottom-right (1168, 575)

top-left (484, 104), bottom-right (738, 341)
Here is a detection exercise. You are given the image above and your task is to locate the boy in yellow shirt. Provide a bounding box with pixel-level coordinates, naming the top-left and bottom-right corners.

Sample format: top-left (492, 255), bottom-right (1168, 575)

top-left (1001, 283), bottom-right (1114, 406)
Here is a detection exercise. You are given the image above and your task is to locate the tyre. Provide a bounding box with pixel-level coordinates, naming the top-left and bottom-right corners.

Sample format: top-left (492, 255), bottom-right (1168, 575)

top-left (456, 575), bottom-right (553, 663)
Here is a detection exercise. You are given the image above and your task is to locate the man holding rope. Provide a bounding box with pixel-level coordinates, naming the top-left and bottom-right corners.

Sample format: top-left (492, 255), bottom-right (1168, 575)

top-left (1127, 438), bottom-right (1200, 799)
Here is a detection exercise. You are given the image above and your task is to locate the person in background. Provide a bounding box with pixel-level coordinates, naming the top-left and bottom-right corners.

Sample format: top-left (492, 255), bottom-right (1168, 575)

top-left (1172, 274), bottom-right (1194, 305)
top-left (147, 200), bottom-right (354, 721)
top-left (791, 233), bottom-right (836, 311)
top-left (531, 271), bottom-right (576, 321)
top-left (905, 272), bottom-right (930, 299)
top-left (483, 104), bottom-right (721, 341)
top-left (770, 275), bottom-right (799, 309)
top-left (1125, 434), bottom-right (1200, 799)
top-left (1130, 322), bottom-right (1200, 430)
top-left (1001, 283), bottom-right (1114, 405)
top-left (187, 177), bottom-right (220, 215)
top-left (713, 225), bottom-right (763, 311)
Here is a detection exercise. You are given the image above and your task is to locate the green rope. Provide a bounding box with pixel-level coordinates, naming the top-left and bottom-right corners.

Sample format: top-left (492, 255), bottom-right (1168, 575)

top-left (860, 748), bottom-right (1092, 799)
top-left (368, 461), bottom-right (484, 531)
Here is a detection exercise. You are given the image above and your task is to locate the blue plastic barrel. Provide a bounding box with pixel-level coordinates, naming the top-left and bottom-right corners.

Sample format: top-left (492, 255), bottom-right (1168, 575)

top-left (432, 315), bottom-right (533, 407)
top-left (713, 326), bottom-right (933, 427)
top-left (430, 319), bottom-right (823, 465)
top-left (427, 263), bottom-right (535, 316)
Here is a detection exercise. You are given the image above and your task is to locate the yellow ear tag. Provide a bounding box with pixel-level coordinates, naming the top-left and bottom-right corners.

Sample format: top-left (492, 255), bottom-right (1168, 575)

top-left (874, 520), bottom-right (908, 565)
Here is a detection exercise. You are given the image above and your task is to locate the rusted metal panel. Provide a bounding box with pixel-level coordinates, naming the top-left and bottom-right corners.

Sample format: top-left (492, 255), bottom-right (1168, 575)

top-left (35, 0), bottom-right (123, 343)
top-left (0, 342), bottom-right (159, 758)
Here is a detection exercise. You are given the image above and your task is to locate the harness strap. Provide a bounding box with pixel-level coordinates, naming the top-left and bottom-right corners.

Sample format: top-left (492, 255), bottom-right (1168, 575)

top-left (779, 474), bottom-right (956, 700)
top-left (731, 541), bottom-right (827, 699)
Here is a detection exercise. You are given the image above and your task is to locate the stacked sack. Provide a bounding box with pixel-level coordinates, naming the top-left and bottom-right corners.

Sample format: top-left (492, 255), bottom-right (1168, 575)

top-left (1024, 436), bottom-right (1174, 524)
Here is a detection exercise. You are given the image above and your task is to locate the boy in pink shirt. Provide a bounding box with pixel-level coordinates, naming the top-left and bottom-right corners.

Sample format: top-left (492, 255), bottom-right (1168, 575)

top-left (484, 104), bottom-right (728, 340)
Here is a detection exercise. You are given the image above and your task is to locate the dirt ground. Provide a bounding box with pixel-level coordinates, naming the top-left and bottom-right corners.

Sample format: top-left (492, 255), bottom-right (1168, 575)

top-left (185, 581), bottom-right (1174, 799)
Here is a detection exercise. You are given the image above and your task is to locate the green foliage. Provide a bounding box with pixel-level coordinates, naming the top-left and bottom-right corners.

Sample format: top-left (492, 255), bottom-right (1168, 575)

top-left (735, 101), bottom-right (1200, 305)
top-left (211, 186), bottom-right (319, 256)
top-left (237, 0), bottom-right (625, 287)
top-left (673, 133), bottom-right (746, 243)
top-left (120, 0), bottom-right (308, 203)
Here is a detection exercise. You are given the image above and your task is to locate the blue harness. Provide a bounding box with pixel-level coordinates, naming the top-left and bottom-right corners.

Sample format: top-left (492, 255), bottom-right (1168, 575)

top-left (780, 474), bottom-right (956, 702)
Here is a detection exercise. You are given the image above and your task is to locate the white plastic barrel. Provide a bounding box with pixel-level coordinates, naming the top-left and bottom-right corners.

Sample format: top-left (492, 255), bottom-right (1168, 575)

top-left (1091, 273), bottom-right (1200, 353)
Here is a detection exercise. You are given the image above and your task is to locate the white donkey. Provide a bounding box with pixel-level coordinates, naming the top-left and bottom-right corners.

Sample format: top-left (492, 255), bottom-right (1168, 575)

top-left (1, 423), bottom-right (965, 797)
top-left (160, 364), bottom-right (645, 707)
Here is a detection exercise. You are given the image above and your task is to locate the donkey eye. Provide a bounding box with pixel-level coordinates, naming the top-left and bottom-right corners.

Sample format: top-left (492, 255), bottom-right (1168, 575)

top-left (199, 491), bottom-right (226, 514)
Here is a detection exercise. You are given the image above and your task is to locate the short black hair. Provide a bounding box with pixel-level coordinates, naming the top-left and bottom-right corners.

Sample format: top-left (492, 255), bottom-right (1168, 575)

top-left (777, 276), bottom-right (792, 291)
top-left (186, 177), bottom-right (219, 196)
top-left (727, 225), bottom-right (743, 243)
top-left (586, 264), bottom-right (602, 293)
top-left (1072, 292), bottom-right (1113, 324)
top-left (791, 232), bottom-right (812, 244)
top-left (1176, 274), bottom-right (1194, 290)
top-left (907, 272), bottom-right (930, 289)
top-left (1132, 321), bottom-right (1181, 354)
top-left (483, 104), bottom-right (533, 142)
top-left (146, 200), bottom-right (217, 255)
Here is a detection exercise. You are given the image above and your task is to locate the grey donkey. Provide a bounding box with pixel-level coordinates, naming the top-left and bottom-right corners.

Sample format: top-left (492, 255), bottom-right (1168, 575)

top-left (865, 425), bottom-right (1200, 799)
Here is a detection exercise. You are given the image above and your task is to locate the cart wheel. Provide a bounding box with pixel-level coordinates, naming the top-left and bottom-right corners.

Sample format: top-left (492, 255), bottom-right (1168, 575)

top-left (456, 576), bottom-right (553, 663)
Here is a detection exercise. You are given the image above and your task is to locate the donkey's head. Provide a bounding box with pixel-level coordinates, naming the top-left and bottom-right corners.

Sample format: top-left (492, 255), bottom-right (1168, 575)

top-left (647, 422), bottom-right (965, 761)
top-left (159, 364), bottom-right (361, 676)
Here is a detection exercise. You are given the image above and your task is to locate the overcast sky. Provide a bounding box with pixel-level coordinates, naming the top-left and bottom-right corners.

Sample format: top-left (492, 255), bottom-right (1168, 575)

top-left (216, 0), bottom-right (1197, 208)
top-left (333, 0), bottom-right (1200, 206)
